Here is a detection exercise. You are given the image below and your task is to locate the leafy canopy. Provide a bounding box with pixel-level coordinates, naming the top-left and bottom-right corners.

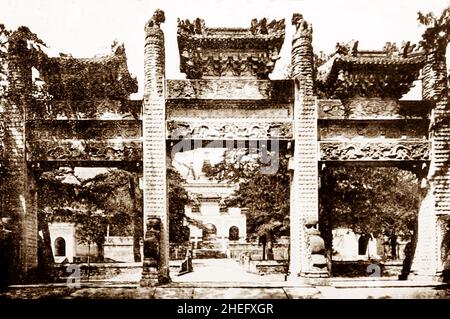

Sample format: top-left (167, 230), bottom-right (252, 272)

top-left (203, 148), bottom-right (290, 240)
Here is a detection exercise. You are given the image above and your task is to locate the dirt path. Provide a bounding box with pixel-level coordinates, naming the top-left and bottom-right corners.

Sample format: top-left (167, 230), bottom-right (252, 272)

top-left (106, 258), bottom-right (286, 283)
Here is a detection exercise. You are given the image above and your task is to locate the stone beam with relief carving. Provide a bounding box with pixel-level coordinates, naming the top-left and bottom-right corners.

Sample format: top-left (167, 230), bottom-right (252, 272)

top-left (26, 139), bottom-right (142, 162)
top-left (27, 120), bottom-right (142, 140)
top-left (318, 119), bottom-right (429, 140)
top-left (27, 100), bottom-right (142, 120)
top-left (166, 79), bottom-right (293, 101)
top-left (166, 119), bottom-right (292, 140)
top-left (26, 120), bottom-right (142, 162)
top-left (317, 99), bottom-right (432, 120)
top-left (319, 140), bottom-right (430, 162)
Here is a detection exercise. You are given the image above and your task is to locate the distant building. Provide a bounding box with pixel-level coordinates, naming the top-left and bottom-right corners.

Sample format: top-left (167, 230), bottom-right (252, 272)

top-left (48, 222), bottom-right (139, 263)
top-left (173, 148), bottom-right (247, 250)
top-left (185, 180), bottom-right (247, 249)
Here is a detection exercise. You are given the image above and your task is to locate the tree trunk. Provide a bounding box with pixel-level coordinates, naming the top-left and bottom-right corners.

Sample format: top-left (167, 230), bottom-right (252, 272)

top-left (96, 241), bottom-right (104, 262)
top-left (319, 205), bottom-right (333, 274)
top-left (319, 170), bottom-right (334, 274)
top-left (390, 234), bottom-right (398, 259)
top-left (37, 221), bottom-right (54, 282)
top-left (129, 174), bottom-right (142, 262)
top-left (399, 222), bottom-right (418, 280)
top-left (266, 233), bottom-right (274, 260)
top-left (262, 241), bottom-right (266, 261)
top-left (41, 221), bottom-right (54, 264)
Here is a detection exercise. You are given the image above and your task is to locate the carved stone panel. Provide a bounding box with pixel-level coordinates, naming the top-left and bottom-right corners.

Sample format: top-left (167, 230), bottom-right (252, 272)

top-left (166, 79), bottom-right (293, 101)
top-left (318, 98), bottom-right (431, 120)
top-left (27, 100), bottom-right (142, 120)
top-left (166, 99), bottom-right (293, 110)
top-left (27, 140), bottom-right (142, 162)
top-left (27, 120), bottom-right (142, 140)
top-left (318, 120), bottom-right (429, 140)
top-left (319, 141), bottom-right (430, 161)
top-left (166, 119), bottom-right (292, 140)
top-left (168, 107), bottom-right (291, 120)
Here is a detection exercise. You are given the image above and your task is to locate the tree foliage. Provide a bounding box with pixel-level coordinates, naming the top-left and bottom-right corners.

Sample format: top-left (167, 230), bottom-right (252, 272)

top-left (418, 6), bottom-right (450, 51)
top-left (204, 147), bottom-right (419, 256)
top-left (38, 166), bottom-right (192, 260)
top-left (320, 167), bottom-right (419, 240)
top-left (168, 167), bottom-right (191, 244)
top-left (38, 168), bottom-right (137, 260)
top-left (203, 148), bottom-right (290, 242)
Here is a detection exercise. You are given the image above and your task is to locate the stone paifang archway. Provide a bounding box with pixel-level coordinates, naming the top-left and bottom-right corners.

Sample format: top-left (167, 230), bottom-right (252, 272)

top-left (141, 9), bottom-right (449, 285)
top-left (1, 8), bottom-right (449, 286)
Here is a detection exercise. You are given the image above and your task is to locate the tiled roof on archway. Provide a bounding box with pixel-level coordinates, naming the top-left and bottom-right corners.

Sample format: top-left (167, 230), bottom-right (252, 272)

top-left (316, 41), bottom-right (425, 100)
top-left (38, 42), bottom-right (138, 101)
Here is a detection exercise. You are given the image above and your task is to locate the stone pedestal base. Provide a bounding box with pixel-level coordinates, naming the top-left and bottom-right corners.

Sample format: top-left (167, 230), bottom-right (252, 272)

top-left (300, 271), bottom-right (330, 286)
top-left (287, 274), bottom-right (330, 286)
top-left (407, 271), bottom-right (443, 284)
top-left (140, 258), bottom-right (161, 287)
top-left (140, 266), bottom-right (159, 287)
top-left (140, 259), bottom-right (172, 287)
top-left (300, 271), bottom-right (329, 278)
top-left (302, 277), bottom-right (330, 286)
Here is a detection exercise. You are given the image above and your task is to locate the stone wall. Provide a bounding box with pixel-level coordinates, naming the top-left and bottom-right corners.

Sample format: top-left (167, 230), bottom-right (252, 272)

top-left (51, 263), bottom-right (141, 282)
top-left (229, 243), bottom-right (289, 260)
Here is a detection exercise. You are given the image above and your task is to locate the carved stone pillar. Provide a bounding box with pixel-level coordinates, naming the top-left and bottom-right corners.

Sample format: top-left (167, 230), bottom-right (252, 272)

top-left (289, 14), bottom-right (328, 280)
top-left (140, 217), bottom-right (161, 286)
top-left (3, 31), bottom-right (38, 282)
top-left (411, 45), bottom-right (450, 279)
top-left (141, 9), bottom-right (170, 286)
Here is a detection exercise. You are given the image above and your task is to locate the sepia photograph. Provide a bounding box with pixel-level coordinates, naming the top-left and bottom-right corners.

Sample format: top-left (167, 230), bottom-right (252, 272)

top-left (1, 0), bottom-right (450, 307)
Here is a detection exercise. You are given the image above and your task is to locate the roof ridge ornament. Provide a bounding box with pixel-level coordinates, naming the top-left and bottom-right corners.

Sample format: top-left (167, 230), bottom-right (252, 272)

top-left (401, 41), bottom-right (418, 58)
top-left (291, 13), bottom-right (312, 40)
top-left (147, 9), bottom-right (165, 29)
top-left (177, 18), bottom-right (206, 36)
top-left (250, 18), bottom-right (285, 35)
top-left (335, 40), bottom-right (358, 56)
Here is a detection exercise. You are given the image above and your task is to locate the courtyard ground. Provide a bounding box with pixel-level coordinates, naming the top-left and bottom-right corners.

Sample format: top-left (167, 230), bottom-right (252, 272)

top-left (1, 259), bottom-right (449, 299)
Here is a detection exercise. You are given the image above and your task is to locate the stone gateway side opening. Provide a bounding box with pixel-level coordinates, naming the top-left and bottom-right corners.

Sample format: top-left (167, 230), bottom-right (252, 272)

top-left (319, 166), bottom-right (420, 277)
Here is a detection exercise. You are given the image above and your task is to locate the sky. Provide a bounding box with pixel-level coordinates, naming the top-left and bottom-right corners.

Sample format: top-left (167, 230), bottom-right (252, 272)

top-left (2, 0), bottom-right (450, 99)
